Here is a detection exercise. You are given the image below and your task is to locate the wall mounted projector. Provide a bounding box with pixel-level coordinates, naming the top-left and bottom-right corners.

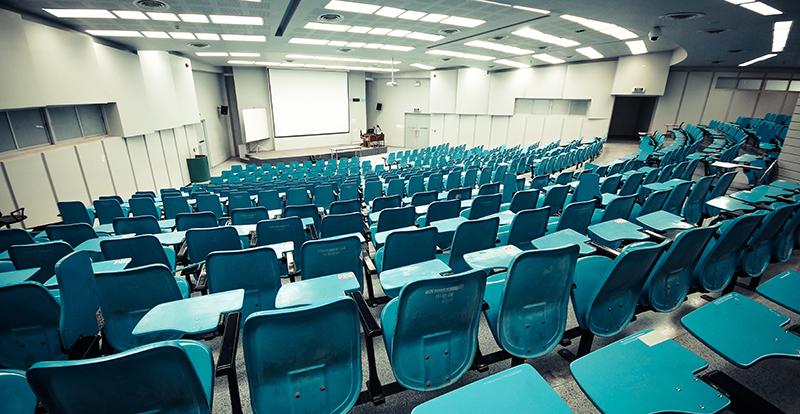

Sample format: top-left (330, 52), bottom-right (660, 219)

top-left (386, 80), bottom-right (398, 87)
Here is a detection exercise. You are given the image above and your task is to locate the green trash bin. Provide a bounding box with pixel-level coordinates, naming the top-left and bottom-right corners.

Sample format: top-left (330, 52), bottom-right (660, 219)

top-left (186, 155), bottom-right (211, 183)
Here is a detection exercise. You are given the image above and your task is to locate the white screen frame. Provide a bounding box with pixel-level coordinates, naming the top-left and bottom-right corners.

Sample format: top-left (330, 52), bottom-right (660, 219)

top-left (267, 69), bottom-right (351, 138)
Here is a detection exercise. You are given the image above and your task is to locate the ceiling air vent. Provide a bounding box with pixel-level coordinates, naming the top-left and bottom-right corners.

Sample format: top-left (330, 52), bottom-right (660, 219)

top-left (337, 48), bottom-right (352, 53)
top-left (438, 28), bottom-right (461, 36)
top-left (660, 12), bottom-right (705, 21)
top-left (318, 13), bottom-right (343, 23)
top-left (134, 0), bottom-right (169, 11)
top-left (703, 28), bottom-right (728, 34)
top-left (188, 43), bottom-right (210, 49)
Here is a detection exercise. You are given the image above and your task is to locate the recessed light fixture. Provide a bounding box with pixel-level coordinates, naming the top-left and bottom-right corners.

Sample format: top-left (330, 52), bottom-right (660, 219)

top-left (179, 14), bottom-right (209, 23)
top-left (210, 15), bottom-right (264, 25)
top-left (363, 43), bottom-right (384, 49)
top-left (221, 34), bottom-right (266, 42)
top-left (494, 59), bottom-right (530, 68)
top-left (230, 52), bottom-right (261, 57)
top-left (169, 32), bottom-right (196, 40)
top-left (329, 40), bottom-right (349, 47)
top-left (147, 12), bottom-right (180, 21)
top-left (375, 6), bottom-right (405, 18)
top-left (406, 32), bottom-right (445, 41)
top-left (44, 8), bottom-right (116, 18)
top-left (440, 16), bottom-right (485, 28)
top-left (512, 5), bottom-right (550, 14)
top-left (196, 33), bottom-right (221, 41)
top-left (420, 13), bottom-right (448, 23)
top-left (286, 54), bottom-right (399, 65)
top-left (560, 15), bottom-right (637, 40)
top-left (85, 30), bottom-right (142, 37)
top-left (387, 29), bottom-right (411, 37)
top-left (288, 38), bottom-right (414, 51)
top-left (348, 26), bottom-right (372, 33)
top-left (739, 53), bottom-right (777, 66)
top-left (773, 21), bottom-right (793, 52)
top-left (531, 54), bottom-right (565, 64)
top-left (739, 1), bottom-right (782, 15)
top-left (305, 22), bottom-right (351, 32)
top-left (325, 0), bottom-right (382, 15)
top-left (464, 40), bottom-right (534, 55)
top-left (381, 45), bottom-right (414, 52)
top-left (512, 27), bottom-right (580, 47)
top-left (575, 47), bottom-right (604, 59)
top-left (369, 28), bottom-right (392, 35)
top-left (626, 40), bottom-right (648, 55)
top-left (142, 31), bottom-right (170, 39)
top-left (290, 38), bottom-right (330, 45)
top-left (725, 0), bottom-right (752, 4)
top-left (113, 10), bottom-right (148, 20)
top-left (196, 52), bottom-right (228, 57)
top-left (398, 10), bottom-right (427, 21)
top-left (410, 63), bottom-right (436, 70)
top-left (347, 41), bottom-right (367, 47)
top-left (426, 50), bottom-right (496, 61)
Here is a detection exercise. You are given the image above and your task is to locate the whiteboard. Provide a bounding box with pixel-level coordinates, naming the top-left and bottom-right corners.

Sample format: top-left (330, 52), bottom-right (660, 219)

top-left (242, 108), bottom-right (269, 143)
top-left (268, 69), bottom-right (349, 137)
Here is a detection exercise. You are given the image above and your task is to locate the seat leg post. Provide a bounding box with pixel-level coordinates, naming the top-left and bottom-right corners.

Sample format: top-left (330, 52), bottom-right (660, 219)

top-left (510, 356), bottom-right (525, 367)
top-left (576, 331), bottom-right (595, 357)
top-left (722, 274), bottom-right (739, 294)
top-left (748, 276), bottom-right (761, 290)
top-left (472, 343), bottom-right (489, 372)
top-left (363, 329), bottom-right (384, 404)
top-left (216, 312), bottom-right (243, 414)
top-left (364, 270), bottom-right (377, 307)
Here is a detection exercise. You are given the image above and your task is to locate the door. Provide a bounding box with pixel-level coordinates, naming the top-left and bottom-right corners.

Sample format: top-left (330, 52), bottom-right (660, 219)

top-left (404, 113), bottom-right (430, 149)
top-left (607, 97), bottom-right (657, 142)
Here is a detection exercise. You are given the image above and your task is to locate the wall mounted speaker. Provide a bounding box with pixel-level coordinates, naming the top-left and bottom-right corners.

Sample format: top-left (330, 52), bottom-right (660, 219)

top-left (219, 105), bottom-right (229, 115)
top-left (376, 103), bottom-right (383, 111)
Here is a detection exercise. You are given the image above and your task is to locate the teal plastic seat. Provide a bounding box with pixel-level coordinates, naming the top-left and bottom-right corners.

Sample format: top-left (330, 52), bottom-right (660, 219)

top-left (284, 204), bottom-right (322, 233)
top-left (371, 206), bottom-right (415, 247)
top-left (661, 181), bottom-right (692, 215)
top-left (301, 235), bottom-right (364, 288)
top-left (483, 245), bottom-right (579, 359)
top-left (0, 228), bottom-right (35, 253)
top-left (571, 329), bottom-right (730, 414)
top-left (387, 178), bottom-right (406, 196)
top-left (740, 203), bottom-right (797, 278)
top-left (54, 251), bottom-right (101, 352)
top-left (591, 194), bottom-right (636, 224)
top-left (28, 339), bottom-right (214, 414)
top-left (129, 196), bottom-right (161, 219)
top-left (113, 215), bottom-right (161, 235)
top-left (504, 189), bottom-right (539, 213)
top-left (363, 180), bottom-right (383, 203)
top-left (618, 171), bottom-right (644, 196)
top-left (500, 207), bottom-right (549, 249)
top-left (0, 369), bottom-right (36, 413)
top-left (206, 246), bottom-right (282, 319)
top-left (682, 292), bottom-right (800, 368)
top-left (257, 217), bottom-right (306, 274)
top-left (692, 214), bottom-right (762, 292)
top-left (9, 241), bottom-right (73, 284)
top-left (410, 190), bottom-right (437, 206)
top-left (338, 183), bottom-right (359, 201)
top-left (411, 364), bottom-right (570, 414)
top-left (45, 223), bottom-right (98, 248)
top-left (258, 189), bottom-right (283, 211)
top-left (320, 212), bottom-right (363, 239)
top-left (641, 226), bottom-right (716, 312)
top-left (196, 193), bottom-right (224, 220)
top-left (478, 182), bottom-right (500, 195)
top-left (571, 172), bottom-right (600, 203)
top-left (571, 242), bottom-right (666, 352)
top-left (704, 172), bottom-right (736, 217)
top-left (231, 206), bottom-right (269, 225)
top-left (537, 184), bottom-right (569, 215)
top-left (228, 191), bottom-right (253, 212)
top-left (757, 270), bottom-right (800, 313)
top-left (243, 297), bottom-right (360, 414)
top-left (774, 204), bottom-right (800, 262)
top-left (176, 211), bottom-right (217, 231)
top-left (57, 201), bottom-right (94, 225)
top-left (93, 199), bottom-right (126, 225)
top-left (376, 226), bottom-right (438, 276)
top-left (286, 188), bottom-right (310, 206)
top-left (630, 189), bottom-right (670, 220)
top-left (682, 176), bottom-right (714, 224)
top-left (381, 270), bottom-right (486, 391)
top-left (101, 235), bottom-right (177, 271)
top-left (445, 216), bottom-right (499, 273)
top-left (599, 174), bottom-right (621, 194)
top-left (186, 226), bottom-right (243, 266)
top-left (460, 193), bottom-right (501, 219)
top-left (547, 199), bottom-right (596, 234)
top-left (329, 199), bottom-right (360, 215)
top-left (0, 282), bottom-right (64, 369)
top-left (94, 264), bottom-right (185, 351)
top-left (163, 196), bottom-right (192, 220)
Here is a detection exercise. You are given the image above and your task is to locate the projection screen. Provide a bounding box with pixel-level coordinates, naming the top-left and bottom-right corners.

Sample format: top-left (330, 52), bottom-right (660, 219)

top-left (268, 69), bottom-right (350, 138)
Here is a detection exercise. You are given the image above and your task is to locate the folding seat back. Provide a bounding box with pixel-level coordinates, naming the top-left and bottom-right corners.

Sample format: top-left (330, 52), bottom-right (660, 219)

top-left (599, 174), bottom-right (621, 195)
top-left (740, 203), bottom-right (797, 277)
top-left (301, 235), bottom-right (364, 287)
top-left (27, 339), bottom-right (214, 414)
top-left (94, 265), bottom-right (184, 351)
top-left (462, 169), bottom-right (478, 189)
top-left (313, 184), bottom-right (337, 211)
top-left (9, 241), bottom-right (73, 284)
top-left (163, 196), bottom-right (192, 220)
top-left (506, 207), bottom-right (549, 249)
top-left (257, 190), bottom-right (283, 212)
top-left (382, 270), bottom-right (486, 391)
top-left (195, 193), bottom-right (224, 219)
top-left (363, 180), bottom-right (383, 204)
top-left (599, 194), bottom-right (636, 223)
top-left (447, 187), bottom-right (472, 201)
top-left (175, 212), bottom-right (218, 231)
top-left (410, 190), bottom-right (437, 207)
top-left (529, 174), bottom-right (549, 190)
top-left (774, 203), bottom-right (800, 262)
top-left (693, 214), bottom-right (762, 292)
top-left (491, 246), bottom-right (579, 358)
top-left (381, 227), bottom-right (438, 273)
top-left (0, 228), bottom-right (34, 252)
top-left (557, 200), bottom-right (596, 234)
top-left (186, 226), bottom-right (242, 265)
top-left (0, 369), bottom-right (36, 413)
top-left (53, 251), bottom-right (101, 351)
top-left (284, 204), bottom-right (322, 231)
top-left (101, 235), bottom-right (173, 270)
top-left (207, 246), bottom-right (282, 319)
top-left (376, 206), bottom-right (415, 234)
top-left (228, 191), bottom-right (253, 212)
top-left (320, 212), bottom-right (363, 239)
top-left (554, 171), bottom-right (573, 185)
top-left (682, 176), bottom-right (714, 224)
top-left (44, 223), bottom-right (97, 248)
top-left (508, 189), bottom-right (539, 213)
top-left (339, 183), bottom-right (360, 201)
top-left (243, 298), bottom-right (360, 414)
top-left (572, 242), bottom-right (666, 337)
top-left (541, 184), bottom-right (569, 215)
top-left (464, 193), bottom-right (501, 219)
top-left (113, 215), bottom-right (161, 235)
top-left (329, 199), bottom-right (361, 215)
top-left (57, 201), bottom-right (93, 225)
top-left (572, 173), bottom-right (600, 203)
top-left (478, 182), bottom-right (500, 195)
top-left (0, 282), bottom-right (63, 369)
top-left (386, 178), bottom-right (405, 197)
top-left (661, 181), bottom-right (693, 215)
top-left (478, 168), bottom-right (492, 186)
top-left (448, 217), bottom-right (500, 273)
top-left (93, 199), bottom-right (125, 225)
top-left (128, 197), bottom-right (160, 219)
top-left (642, 226), bottom-right (716, 312)
top-left (632, 189), bottom-right (670, 219)
top-left (422, 199), bottom-right (460, 227)
top-left (704, 172), bottom-right (736, 216)
top-left (285, 188), bottom-right (309, 207)
top-left (257, 217), bottom-right (306, 270)
top-left (501, 173), bottom-right (518, 203)
top-left (231, 206), bottom-right (269, 225)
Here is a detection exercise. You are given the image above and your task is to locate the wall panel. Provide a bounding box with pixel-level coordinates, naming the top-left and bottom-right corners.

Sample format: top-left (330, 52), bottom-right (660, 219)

top-left (126, 136), bottom-right (155, 192)
top-left (103, 138), bottom-right (137, 198)
top-left (429, 115), bottom-right (444, 146)
top-left (443, 114), bottom-right (460, 143)
top-left (43, 147), bottom-right (89, 204)
top-left (561, 117), bottom-right (584, 140)
top-left (474, 116), bottom-right (492, 148)
top-left (677, 72), bottom-right (713, 125)
top-left (489, 116), bottom-right (509, 148)
top-left (457, 116), bottom-right (476, 147)
top-left (0, 166), bottom-right (19, 227)
top-left (727, 90), bottom-right (759, 121)
top-left (174, 126), bottom-right (192, 183)
top-left (753, 92), bottom-right (788, 118)
top-left (507, 115), bottom-right (527, 147)
top-left (145, 133), bottom-right (171, 190)
top-left (160, 129), bottom-right (184, 188)
top-left (430, 70), bottom-right (458, 113)
top-left (76, 140), bottom-right (115, 200)
top-left (542, 117), bottom-right (565, 143)
top-left (523, 116), bottom-right (544, 145)
top-left (4, 155), bottom-right (59, 227)
top-left (455, 68), bottom-right (490, 114)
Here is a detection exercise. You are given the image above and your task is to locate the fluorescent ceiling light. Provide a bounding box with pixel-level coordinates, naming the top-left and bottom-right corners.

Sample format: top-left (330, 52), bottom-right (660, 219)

top-left (387, 29), bottom-right (411, 37)
top-left (399, 10), bottom-right (427, 20)
top-left (348, 26), bottom-right (372, 33)
top-left (426, 49), bottom-right (495, 61)
top-left (773, 21), bottom-right (793, 52)
top-left (142, 31), bottom-right (170, 39)
top-left (228, 60), bottom-right (256, 65)
top-left (725, 0), bottom-right (752, 4)
top-left (410, 63), bottom-right (436, 70)
top-left (474, 0), bottom-right (510, 6)
top-left (85, 30), bottom-right (142, 37)
top-left (626, 40), bottom-right (648, 55)
top-left (512, 27), bottom-right (580, 47)
top-left (44, 8), bottom-right (115, 18)
top-left (420, 13), bottom-right (448, 23)
top-left (286, 54), bottom-right (398, 64)
top-left (440, 16), bottom-right (485, 28)
top-left (147, 12), bottom-right (180, 21)
top-left (739, 53), bottom-right (778, 66)
top-left (531, 54), bottom-right (565, 64)
top-left (210, 15), bottom-right (264, 25)
top-left (406, 32), bottom-right (445, 41)
top-left (221, 34), bottom-right (266, 42)
top-left (196, 33), bottom-right (221, 41)
top-left (290, 38), bottom-right (330, 45)
top-left (196, 52), bottom-right (228, 57)
top-left (363, 43), bottom-right (384, 49)
top-left (369, 28), bottom-right (393, 35)
top-left (230, 52), bottom-right (260, 57)
top-left (112, 10), bottom-right (148, 20)
top-left (305, 22), bottom-right (351, 32)
top-left (179, 14), bottom-right (209, 23)
top-left (464, 40), bottom-right (533, 55)
top-left (512, 5), bottom-right (550, 14)
top-left (347, 41), bottom-right (367, 47)
top-left (575, 46), bottom-right (604, 59)
top-left (494, 59), bottom-right (530, 68)
top-left (560, 15), bottom-right (637, 40)
top-left (325, 0), bottom-right (381, 14)
top-left (375, 6), bottom-right (405, 17)
top-left (169, 32), bottom-right (196, 40)
top-left (740, 1), bottom-right (782, 15)
top-left (328, 40), bottom-right (349, 46)
top-left (381, 45), bottom-right (414, 52)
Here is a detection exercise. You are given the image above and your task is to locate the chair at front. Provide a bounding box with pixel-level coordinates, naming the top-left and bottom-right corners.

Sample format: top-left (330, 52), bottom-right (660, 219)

top-left (206, 246), bottom-right (282, 320)
top-left (0, 282), bottom-right (64, 369)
